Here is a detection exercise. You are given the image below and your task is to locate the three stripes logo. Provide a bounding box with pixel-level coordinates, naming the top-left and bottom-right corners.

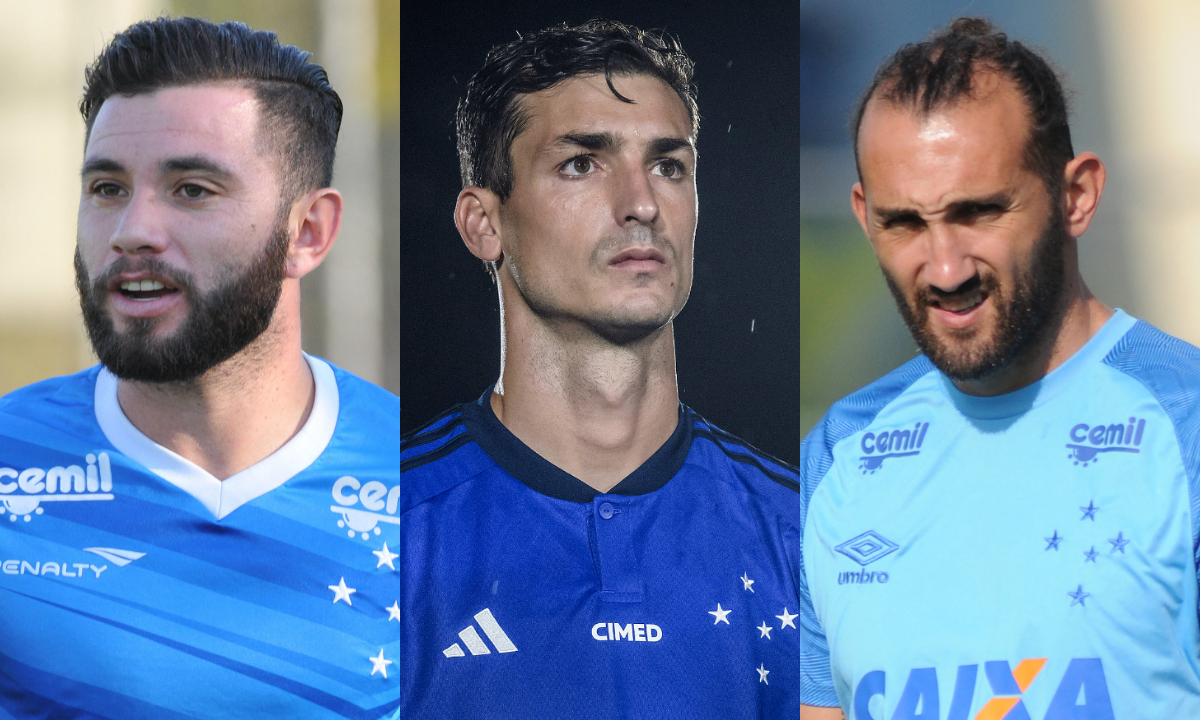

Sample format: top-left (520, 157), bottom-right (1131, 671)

top-left (442, 608), bottom-right (518, 658)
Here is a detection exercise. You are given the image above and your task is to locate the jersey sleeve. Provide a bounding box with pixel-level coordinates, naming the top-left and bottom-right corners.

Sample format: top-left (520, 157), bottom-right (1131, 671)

top-left (1102, 321), bottom-right (1200, 628)
top-left (798, 412), bottom-right (843, 708)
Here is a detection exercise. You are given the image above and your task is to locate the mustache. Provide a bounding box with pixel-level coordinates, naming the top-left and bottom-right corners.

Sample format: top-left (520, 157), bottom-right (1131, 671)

top-left (913, 273), bottom-right (995, 309)
top-left (83, 254), bottom-right (196, 296)
top-left (589, 225), bottom-right (676, 264)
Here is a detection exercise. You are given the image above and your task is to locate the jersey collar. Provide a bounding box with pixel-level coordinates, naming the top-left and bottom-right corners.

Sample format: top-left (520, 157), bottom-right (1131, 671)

top-left (463, 388), bottom-right (693, 503)
top-left (94, 355), bottom-right (340, 520)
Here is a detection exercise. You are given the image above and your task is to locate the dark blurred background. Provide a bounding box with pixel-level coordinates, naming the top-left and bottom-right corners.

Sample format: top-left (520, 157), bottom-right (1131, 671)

top-left (401, 0), bottom-right (801, 464)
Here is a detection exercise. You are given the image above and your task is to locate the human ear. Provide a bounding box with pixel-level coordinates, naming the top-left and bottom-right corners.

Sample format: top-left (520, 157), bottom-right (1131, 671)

top-left (286, 188), bottom-right (342, 279)
top-left (1061, 152), bottom-right (1106, 239)
top-left (455, 186), bottom-right (503, 263)
top-left (851, 181), bottom-right (872, 240)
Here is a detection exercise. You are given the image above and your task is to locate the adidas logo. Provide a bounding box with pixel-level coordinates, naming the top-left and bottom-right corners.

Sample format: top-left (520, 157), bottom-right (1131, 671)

top-left (442, 608), bottom-right (518, 658)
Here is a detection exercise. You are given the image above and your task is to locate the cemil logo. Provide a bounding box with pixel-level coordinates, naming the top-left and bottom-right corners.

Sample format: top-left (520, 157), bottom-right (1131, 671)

top-left (860, 422), bottom-right (929, 473)
top-left (855, 657), bottom-right (1113, 720)
top-left (330, 476), bottom-right (399, 540)
top-left (0, 452), bottom-right (115, 523)
top-left (1066, 417), bottom-right (1144, 467)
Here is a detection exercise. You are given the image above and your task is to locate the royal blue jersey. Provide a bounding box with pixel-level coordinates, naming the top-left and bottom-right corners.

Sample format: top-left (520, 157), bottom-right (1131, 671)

top-left (400, 391), bottom-right (803, 718)
top-left (0, 357), bottom-right (401, 720)
top-left (799, 310), bottom-right (1200, 719)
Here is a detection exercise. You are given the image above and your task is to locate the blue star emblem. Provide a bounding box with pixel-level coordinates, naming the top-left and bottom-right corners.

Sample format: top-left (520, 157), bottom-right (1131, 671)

top-left (1083, 546), bottom-right (1098, 563)
top-left (1080, 500), bottom-right (1099, 521)
top-left (1044, 530), bottom-right (1062, 550)
top-left (1108, 531), bottom-right (1130, 554)
top-left (1068, 584), bottom-right (1090, 607)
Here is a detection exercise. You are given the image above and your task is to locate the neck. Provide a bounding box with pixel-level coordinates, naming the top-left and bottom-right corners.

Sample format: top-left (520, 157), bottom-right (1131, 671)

top-left (492, 286), bottom-right (681, 494)
top-left (114, 295), bottom-right (314, 480)
top-left (952, 274), bottom-right (1113, 397)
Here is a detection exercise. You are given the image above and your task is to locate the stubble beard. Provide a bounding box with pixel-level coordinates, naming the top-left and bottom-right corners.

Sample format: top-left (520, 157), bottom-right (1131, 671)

top-left (75, 212), bottom-right (291, 384)
top-left (883, 206), bottom-right (1069, 382)
top-left (512, 225), bottom-right (686, 346)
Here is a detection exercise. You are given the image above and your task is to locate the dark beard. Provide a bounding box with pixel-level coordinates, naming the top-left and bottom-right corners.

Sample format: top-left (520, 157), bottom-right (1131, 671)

top-left (75, 218), bottom-right (290, 383)
top-left (883, 207), bottom-right (1068, 382)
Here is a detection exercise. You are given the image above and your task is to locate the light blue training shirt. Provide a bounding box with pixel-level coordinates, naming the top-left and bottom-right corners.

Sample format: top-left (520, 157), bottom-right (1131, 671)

top-left (799, 310), bottom-right (1200, 719)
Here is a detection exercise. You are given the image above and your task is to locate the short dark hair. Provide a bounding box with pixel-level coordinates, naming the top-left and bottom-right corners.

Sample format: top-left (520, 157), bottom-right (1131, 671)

top-left (456, 19), bottom-right (699, 203)
top-left (81, 16), bottom-right (343, 201)
top-left (852, 17), bottom-right (1074, 196)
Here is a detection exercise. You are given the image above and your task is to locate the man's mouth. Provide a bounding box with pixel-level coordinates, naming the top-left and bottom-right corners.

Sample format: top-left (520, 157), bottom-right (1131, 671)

top-left (116, 279), bottom-right (180, 301)
top-left (609, 248), bottom-right (666, 266)
top-left (930, 287), bottom-right (986, 314)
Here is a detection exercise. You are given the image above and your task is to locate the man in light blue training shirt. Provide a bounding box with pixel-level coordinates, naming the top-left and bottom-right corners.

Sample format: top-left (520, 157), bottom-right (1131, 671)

top-left (799, 17), bottom-right (1200, 720)
top-left (0, 18), bottom-right (399, 719)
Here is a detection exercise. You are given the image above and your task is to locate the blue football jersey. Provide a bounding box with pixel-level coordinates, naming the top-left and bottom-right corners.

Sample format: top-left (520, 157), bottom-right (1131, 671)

top-left (799, 310), bottom-right (1200, 719)
top-left (400, 392), bottom-right (803, 718)
top-left (0, 357), bottom-right (400, 720)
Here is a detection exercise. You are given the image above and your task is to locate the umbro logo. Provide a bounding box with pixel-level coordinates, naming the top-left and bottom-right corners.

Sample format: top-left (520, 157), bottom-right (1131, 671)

top-left (442, 608), bottom-right (518, 658)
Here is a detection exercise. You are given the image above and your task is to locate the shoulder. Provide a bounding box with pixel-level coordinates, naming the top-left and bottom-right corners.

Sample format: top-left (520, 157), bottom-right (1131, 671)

top-left (400, 404), bottom-right (479, 514)
top-left (687, 409), bottom-right (802, 497)
top-left (800, 354), bottom-right (936, 495)
top-left (0, 366), bottom-right (100, 423)
top-left (1101, 319), bottom-right (1200, 472)
top-left (318, 358), bottom-right (399, 421)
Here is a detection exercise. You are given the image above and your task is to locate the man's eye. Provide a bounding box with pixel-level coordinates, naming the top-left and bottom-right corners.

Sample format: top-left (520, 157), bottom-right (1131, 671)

top-left (93, 182), bottom-right (123, 197)
top-left (179, 184), bottom-right (208, 198)
top-left (652, 160), bottom-right (683, 178)
top-left (562, 156), bottom-right (595, 176)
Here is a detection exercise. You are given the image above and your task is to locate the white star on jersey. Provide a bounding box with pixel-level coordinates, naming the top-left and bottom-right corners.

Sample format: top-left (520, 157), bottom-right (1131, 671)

top-left (387, 601), bottom-right (401, 622)
top-left (776, 607), bottom-right (797, 629)
top-left (329, 577), bottom-right (356, 605)
top-left (757, 663), bottom-right (770, 684)
top-left (370, 649), bottom-right (393, 678)
top-left (757, 622), bottom-right (772, 639)
top-left (373, 542), bottom-right (399, 570)
top-left (709, 603), bottom-right (731, 625)
top-left (740, 572), bottom-right (755, 592)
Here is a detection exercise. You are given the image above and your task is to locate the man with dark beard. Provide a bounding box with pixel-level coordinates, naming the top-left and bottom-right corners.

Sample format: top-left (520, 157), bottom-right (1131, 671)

top-left (797, 18), bottom-right (1200, 720)
top-left (0, 18), bottom-right (400, 720)
top-left (401, 21), bottom-right (803, 718)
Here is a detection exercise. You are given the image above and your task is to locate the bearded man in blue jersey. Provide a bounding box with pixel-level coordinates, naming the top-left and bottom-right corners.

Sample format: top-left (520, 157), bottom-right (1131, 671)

top-left (0, 18), bottom-right (400, 719)
top-left (799, 17), bottom-right (1200, 720)
top-left (401, 20), bottom-right (803, 718)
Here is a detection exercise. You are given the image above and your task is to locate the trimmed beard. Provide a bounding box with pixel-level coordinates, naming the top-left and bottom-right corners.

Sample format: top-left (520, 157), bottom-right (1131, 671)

top-left (75, 215), bottom-right (290, 383)
top-left (882, 206), bottom-right (1068, 382)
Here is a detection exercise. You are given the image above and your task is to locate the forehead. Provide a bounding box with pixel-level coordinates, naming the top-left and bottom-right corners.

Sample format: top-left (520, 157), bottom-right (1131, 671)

top-left (857, 77), bottom-right (1035, 202)
top-left (86, 84), bottom-right (262, 163)
top-left (513, 73), bottom-right (692, 148)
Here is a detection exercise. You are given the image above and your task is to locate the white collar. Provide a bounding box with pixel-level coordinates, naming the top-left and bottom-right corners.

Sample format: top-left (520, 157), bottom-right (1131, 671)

top-left (95, 355), bottom-right (339, 520)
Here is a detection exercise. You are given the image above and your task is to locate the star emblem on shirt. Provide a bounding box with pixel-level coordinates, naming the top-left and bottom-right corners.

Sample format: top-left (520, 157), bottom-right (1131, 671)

top-left (1108, 531), bottom-right (1130, 554)
top-left (740, 572), bottom-right (755, 592)
top-left (1044, 530), bottom-right (1063, 550)
top-left (387, 601), bottom-right (401, 622)
top-left (1068, 584), bottom-right (1090, 607)
top-left (1083, 546), bottom-right (1098, 563)
top-left (329, 577), bottom-right (356, 605)
top-left (373, 543), bottom-right (398, 570)
top-left (709, 604), bottom-right (731, 625)
top-left (757, 622), bottom-right (772, 639)
top-left (756, 663), bottom-right (770, 684)
top-left (369, 649), bottom-right (393, 678)
top-left (776, 607), bottom-right (797, 630)
top-left (1080, 500), bottom-right (1099, 521)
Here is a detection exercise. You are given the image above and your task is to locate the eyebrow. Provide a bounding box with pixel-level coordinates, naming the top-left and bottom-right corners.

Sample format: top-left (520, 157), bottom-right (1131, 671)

top-left (550, 132), bottom-right (694, 158)
top-left (81, 155), bottom-right (235, 179)
top-left (874, 193), bottom-right (1012, 224)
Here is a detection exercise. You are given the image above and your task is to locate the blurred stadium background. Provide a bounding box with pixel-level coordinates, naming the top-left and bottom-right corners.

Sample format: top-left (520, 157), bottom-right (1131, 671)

top-left (799, 0), bottom-right (1200, 435)
top-left (0, 0), bottom-right (398, 396)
